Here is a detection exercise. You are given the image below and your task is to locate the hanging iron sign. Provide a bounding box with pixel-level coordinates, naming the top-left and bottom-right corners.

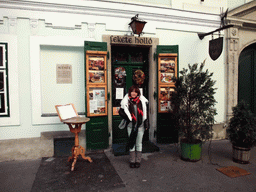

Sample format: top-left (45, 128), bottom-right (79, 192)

top-left (209, 37), bottom-right (223, 61)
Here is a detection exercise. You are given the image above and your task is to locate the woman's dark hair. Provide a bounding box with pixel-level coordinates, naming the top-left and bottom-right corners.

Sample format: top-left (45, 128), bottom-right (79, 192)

top-left (128, 85), bottom-right (141, 97)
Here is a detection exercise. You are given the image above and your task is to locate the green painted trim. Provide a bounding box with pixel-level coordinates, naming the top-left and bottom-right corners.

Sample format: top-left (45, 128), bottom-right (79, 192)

top-left (156, 45), bottom-right (179, 144)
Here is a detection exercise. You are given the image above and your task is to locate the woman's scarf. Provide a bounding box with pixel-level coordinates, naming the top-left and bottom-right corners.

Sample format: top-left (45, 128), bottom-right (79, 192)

top-left (120, 94), bottom-right (148, 122)
top-left (128, 96), bottom-right (143, 125)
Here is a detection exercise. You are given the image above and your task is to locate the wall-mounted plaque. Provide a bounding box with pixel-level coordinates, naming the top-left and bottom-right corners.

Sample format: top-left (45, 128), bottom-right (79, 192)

top-left (56, 64), bottom-right (72, 84)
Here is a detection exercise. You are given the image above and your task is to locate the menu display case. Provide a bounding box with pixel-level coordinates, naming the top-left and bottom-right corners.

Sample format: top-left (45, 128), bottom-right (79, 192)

top-left (158, 53), bottom-right (177, 113)
top-left (86, 51), bottom-right (107, 117)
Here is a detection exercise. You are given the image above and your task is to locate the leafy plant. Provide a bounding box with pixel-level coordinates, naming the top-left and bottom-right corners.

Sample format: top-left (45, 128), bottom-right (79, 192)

top-left (227, 101), bottom-right (256, 148)
top-left (172, 61), bottom-right (217, 144)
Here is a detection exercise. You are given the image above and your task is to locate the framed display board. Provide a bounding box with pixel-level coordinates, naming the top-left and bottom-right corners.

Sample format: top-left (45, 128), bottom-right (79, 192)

top-left (86, 50), bottom-right (107, 117)
top-left (86, 50), bottom-right (107, 85)
top-left (86, 86), bottom-right (107, 117)
top-left (158, 53), bottom-right (177, 113)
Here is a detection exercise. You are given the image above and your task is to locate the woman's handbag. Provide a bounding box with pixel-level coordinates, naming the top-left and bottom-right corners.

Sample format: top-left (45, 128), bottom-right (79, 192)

top-left (118, 119), bottom-right (127, 129)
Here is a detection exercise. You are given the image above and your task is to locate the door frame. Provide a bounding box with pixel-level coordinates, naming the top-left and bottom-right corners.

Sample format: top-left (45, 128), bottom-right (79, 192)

top-left (102, 35), bottom-right (159, 145)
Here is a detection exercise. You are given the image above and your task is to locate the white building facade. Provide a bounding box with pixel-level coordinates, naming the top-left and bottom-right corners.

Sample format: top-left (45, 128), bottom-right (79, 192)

top-left (0, 0), bottom-right (255, 161)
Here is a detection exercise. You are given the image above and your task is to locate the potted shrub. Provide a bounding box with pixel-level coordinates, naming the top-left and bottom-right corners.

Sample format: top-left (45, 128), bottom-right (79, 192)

top-left (226, 101), bottom-right (256, 164)
top-left (172, 61), bottom-right (217, 161)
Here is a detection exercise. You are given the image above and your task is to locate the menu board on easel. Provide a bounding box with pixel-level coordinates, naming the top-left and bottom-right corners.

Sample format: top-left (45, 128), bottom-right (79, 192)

top-left (86, 51), bottom-right (107, 117)
top-left (158, 53), bottom-right (177, 113)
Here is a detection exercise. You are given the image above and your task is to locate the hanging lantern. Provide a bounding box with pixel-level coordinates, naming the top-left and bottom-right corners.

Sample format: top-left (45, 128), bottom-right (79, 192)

top-left (129, 14), bottom-right (147, 37)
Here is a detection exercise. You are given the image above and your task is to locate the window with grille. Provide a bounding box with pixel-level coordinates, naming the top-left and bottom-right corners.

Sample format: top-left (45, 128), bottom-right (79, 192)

top-left (0, 43), bottom-right (9, 116)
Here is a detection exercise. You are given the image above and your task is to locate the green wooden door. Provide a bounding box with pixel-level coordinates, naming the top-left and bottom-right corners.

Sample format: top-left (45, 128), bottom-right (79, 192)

top-left (156, 45), bottom-right (179, 144)
top-left (238, 44), bottom-right (256, 113)
top-left (111, 46), bottom-right (149, 144)
top-left (85, 41), bottom-right (109, 150)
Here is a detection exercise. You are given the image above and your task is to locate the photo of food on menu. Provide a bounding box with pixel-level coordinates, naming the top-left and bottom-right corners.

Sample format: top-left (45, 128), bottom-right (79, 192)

top-left (160, 57), bottom-right (175, 83)
top-left (88, 56), bottom-right (105, 83)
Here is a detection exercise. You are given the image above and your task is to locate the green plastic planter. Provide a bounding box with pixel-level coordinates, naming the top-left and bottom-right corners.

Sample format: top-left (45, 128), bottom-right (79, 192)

top-left (180, 139), bottom-right (202, 162)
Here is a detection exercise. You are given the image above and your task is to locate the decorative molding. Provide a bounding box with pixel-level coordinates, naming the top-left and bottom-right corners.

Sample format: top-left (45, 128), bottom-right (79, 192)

top-left (30, 18), bottom-right (38, 28)
top-left (226, 25), bottom-right (240, 122)
top-left (88, 23), bottom-right (95, 39)
top-left (0, 0), bottom-right (220, 32)
top-left (229, 0), bottom-right (256, 17)
top-left (233, 6), bottom-right (256, 17)
top-left (9, 17), bottom-right (16, 27)
top-left (228, 39), bottom-right (238, 52)
top-left (230, 28), bottom-right (238, 37)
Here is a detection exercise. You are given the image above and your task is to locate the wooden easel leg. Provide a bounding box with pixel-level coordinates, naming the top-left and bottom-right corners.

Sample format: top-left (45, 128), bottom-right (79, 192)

top-left (69, 146), bottom-right (79, 171)
top-left (79, 145), bottom-right (93, 163)
top-left (68, 146), bottom-right (75, 162)
top-left (71, 157), bottom-right (77, 171)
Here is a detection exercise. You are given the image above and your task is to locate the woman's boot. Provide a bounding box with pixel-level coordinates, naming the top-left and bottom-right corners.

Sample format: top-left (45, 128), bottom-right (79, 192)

top-left (129, 151), bottom-right (136, 168)
top-left (135, 151), bottom-right (142, 168)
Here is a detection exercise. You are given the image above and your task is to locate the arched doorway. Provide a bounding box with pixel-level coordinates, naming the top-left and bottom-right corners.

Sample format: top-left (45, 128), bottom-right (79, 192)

top-left (238, 43), bottom-right (256, 113)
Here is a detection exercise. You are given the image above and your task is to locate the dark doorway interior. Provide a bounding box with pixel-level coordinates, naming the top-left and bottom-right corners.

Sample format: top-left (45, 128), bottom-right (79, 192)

top-left (111, 45), bottom-right (159, 155)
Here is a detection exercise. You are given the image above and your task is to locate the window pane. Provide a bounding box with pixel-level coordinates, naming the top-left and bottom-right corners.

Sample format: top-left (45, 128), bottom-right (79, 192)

top-left (131, 47), bottom-right (149, 63)
top-left (111, 46), bottom-right (128, 62)
top-left (0, 43), bottom-right (8, 116)
top-left (131, 49), bottom-right (143, 62)
top-left (0, 93), bottom-right (5, 113)
top-left (0, 72), bottom-right (4, 91)
top-left (0, 46), bottom-right (3, 67)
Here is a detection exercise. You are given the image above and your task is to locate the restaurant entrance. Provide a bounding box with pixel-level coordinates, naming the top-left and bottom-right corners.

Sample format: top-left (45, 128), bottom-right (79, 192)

top-left (111, 45), bottom-right (150, 155)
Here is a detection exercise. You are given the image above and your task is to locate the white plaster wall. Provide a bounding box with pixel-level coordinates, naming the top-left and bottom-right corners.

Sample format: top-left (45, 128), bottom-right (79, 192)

top-left (40, 46), bottom-right (85, 114)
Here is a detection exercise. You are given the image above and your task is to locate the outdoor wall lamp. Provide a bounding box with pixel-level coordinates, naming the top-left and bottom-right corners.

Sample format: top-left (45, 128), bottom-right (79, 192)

top-left (129, 14), bottom-right (147, 37)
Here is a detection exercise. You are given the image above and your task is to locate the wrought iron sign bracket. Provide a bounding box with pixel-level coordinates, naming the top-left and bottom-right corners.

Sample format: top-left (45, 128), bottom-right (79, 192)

top-left (197, 24), bottom-right (234, 40)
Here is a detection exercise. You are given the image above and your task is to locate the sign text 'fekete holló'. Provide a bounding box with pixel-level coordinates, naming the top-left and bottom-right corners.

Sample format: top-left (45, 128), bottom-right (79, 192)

top-left (110, 35), bottom-right (152, 45)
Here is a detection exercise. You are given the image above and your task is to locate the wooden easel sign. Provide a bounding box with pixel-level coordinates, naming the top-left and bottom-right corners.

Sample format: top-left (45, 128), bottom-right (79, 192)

top-left (55, 103), bottom-right (78, 122)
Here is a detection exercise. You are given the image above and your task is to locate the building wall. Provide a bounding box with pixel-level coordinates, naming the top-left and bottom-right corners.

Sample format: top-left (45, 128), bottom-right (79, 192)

top-left (0, 0), bottom-right (228, 161)
top-left (228, 0), bottom-right (254, 10)
top-left (226, 0), bottom-right (256, 121)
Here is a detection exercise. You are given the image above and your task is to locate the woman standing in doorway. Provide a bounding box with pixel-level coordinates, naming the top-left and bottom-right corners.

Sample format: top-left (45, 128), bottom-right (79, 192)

top-left (119, 85), bottom-right (149, 168)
